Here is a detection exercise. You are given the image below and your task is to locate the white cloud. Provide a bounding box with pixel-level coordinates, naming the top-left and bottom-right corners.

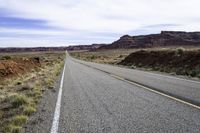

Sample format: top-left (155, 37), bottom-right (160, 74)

top-left (0, 0), bottom-right (200, 47)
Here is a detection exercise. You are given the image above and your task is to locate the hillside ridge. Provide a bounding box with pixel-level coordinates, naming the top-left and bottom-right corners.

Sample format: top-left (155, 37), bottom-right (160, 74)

top-left (99, 31), bottom-right (200, 49)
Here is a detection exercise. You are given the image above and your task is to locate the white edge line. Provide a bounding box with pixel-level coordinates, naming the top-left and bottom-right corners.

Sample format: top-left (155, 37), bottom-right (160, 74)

top-left (50, 53), bottom-right (67, 133)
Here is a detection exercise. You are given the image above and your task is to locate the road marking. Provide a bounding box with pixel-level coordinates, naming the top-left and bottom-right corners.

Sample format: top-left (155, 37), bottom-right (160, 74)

top-left (109, 74), bottom-right (200, 110)
top-left (50, 54), bottom-right (67, 133)
top-left (137, 70), bottom-right (200, 84)
top-left (73, 58), bottom-right (200, 84)
top-left (73, 59), bottom-right (200, 110)
top-left (110, 74), bottom-right (125, 80)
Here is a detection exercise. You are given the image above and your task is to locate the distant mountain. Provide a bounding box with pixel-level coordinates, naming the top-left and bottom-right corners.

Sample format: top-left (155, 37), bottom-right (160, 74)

top-left (1, 31), bottom-right (200, 52)
top-left (0, 47), bottom-right (68, 53)
top-left (0, 44), bottom-right (106, 53)
top-left (67, 44), bottom-right (106, 51)
top-left (99, 31), bottom-right (200, 49)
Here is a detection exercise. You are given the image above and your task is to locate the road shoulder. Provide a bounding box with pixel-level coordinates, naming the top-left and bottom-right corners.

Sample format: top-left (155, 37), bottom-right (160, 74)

top-left (22, 74), bottom-right (62, 133)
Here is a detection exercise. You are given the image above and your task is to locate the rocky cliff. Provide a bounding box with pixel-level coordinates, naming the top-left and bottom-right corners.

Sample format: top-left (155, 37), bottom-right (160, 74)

top-left (99, 31), bottom-right (200, 49)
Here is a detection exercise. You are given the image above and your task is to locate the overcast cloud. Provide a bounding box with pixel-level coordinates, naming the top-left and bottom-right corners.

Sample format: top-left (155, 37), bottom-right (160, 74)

top-left (0, 0), bottom-right (200, 47)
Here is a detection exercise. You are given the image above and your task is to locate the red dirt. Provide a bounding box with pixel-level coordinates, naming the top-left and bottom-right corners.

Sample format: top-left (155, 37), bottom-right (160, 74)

top-left (119, 49), bottom-right (200, 77)
top-left (0, 58), bottom-right (41, 80)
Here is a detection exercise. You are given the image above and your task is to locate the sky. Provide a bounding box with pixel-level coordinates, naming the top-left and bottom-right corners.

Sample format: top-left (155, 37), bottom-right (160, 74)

top-left (0, 0), bottom-right (200, 47)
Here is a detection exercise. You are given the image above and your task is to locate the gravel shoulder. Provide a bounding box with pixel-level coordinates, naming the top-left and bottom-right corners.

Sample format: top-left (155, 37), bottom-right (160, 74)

top-left (22, 72), bottom-right (62, 133)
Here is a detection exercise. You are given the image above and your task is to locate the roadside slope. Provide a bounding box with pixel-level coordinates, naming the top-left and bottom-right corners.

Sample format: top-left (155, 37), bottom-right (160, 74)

top-left (119, 49), bottom-right (200, 78)
top-left (0, 52), bottom-right (65, 133)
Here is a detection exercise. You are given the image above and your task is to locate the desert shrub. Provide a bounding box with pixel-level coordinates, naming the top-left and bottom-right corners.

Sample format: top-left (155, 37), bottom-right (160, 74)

top-left (33, 57), bottom-right (40, 63)
top-left (176, 47), bottom-right (185, 55)
top-left (131, 65), bottom-right (136, 69)
top-left (152, 66), bottom-right (160, 71)
top-left (12, 115), bottom-right (28, 126)
top-left (9, 125), bottom-right (22, 133)
top-left (90, 55), bottom-right (95, 59)
top-left (55, 62), bottom-right (64, 76)
top-left (15, 81), bottom-right (22, 85)
top-left (160, 68), bottom-right (165, 72)
top-left (23, 106), bottom-right (36, 116)
top-left (176, 69), bottom-right (183, 75)
top-left (19, 84), bottom-right (33, 91)
top-left (118, 55), bottom-right (123, 58)
top-left (137, 63), bottom-right (143, 67)
top-left (189, 70), bottom-right (198, 77)
top-left (3, 115), bottom-right (28, 132)
top-left (32, 85), bottom-right (42, 97)
top-left (1, 55), bottom-right (12, 60)
top-left (11, 95), bottom-right (29, 108)
top-left (45, 77), bottom-right (54, 89)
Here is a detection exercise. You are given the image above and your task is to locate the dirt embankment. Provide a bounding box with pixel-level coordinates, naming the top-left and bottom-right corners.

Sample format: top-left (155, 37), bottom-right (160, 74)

top-left (119, 49), bottom-right (200, 78)
top-left (0, 53), bottom-right (65, 133)
top-left (0, 57), bottom-right (41, 80)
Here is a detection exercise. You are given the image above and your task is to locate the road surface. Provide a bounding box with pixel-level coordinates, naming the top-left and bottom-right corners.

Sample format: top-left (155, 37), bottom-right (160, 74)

top-left (57, 53), bottom-right (200, 133)
top-left (25, 53), bottom-right (200, 133)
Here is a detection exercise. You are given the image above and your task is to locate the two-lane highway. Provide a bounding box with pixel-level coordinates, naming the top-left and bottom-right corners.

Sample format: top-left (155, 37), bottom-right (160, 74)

top-left (74, 57), bottom-right (200, 107)
top-left (51, 54), bottom-right (200, 133)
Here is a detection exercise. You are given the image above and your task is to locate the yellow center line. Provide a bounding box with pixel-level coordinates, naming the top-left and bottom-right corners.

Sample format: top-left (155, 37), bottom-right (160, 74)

top-left (72, 58), bottom-right (200, 110)
top-left (109, 74), bottom-right (200, 110)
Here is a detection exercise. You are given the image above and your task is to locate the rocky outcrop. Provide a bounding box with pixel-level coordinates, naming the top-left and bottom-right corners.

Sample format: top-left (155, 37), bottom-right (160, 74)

top-left (67, 44), bottom-right (106, 51)
top-left (99, 31), bottom-right (200, 49)
top-left (1, 31), bottom-right (200, 52)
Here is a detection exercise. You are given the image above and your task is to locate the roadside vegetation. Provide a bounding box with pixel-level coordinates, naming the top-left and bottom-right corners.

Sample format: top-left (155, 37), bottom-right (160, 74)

top-left (69, 49), bottom-right (136, 64)
top-left (70, 47), bottom-right (200, 79)
top-left (0, 52), bottom-right (65, 133)
top-left (119, 48), bottom-right (200, 78)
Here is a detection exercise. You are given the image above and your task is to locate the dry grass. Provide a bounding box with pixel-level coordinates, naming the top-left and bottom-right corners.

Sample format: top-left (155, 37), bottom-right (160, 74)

top-left (69, 48), bottom-right (186, 64)
top-left (0, 52), bottom-right (65, 133)
top-left (70, 47), bottom-right (200, 65)
top-left (70, 47), bottom-right (200, 79)
top-left (12, 115), bottom-right (28, 126)
top-left (11, 95), bottom-right (30, 108)
top-left (23, 106), bottom-right (36, 116)
top-left (69, 49), bottom-right (137, 64)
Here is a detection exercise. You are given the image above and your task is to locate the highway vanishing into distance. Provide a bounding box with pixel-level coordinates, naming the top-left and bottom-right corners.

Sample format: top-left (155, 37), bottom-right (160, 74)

top-left (25, 52), bottom-right (200, 133)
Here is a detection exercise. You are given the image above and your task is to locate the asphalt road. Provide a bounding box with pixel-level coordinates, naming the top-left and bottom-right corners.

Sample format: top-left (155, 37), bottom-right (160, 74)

top-left (51, 54), bottom-right (200, 133)
top-left (73, 58), bottom-right (200, 107)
